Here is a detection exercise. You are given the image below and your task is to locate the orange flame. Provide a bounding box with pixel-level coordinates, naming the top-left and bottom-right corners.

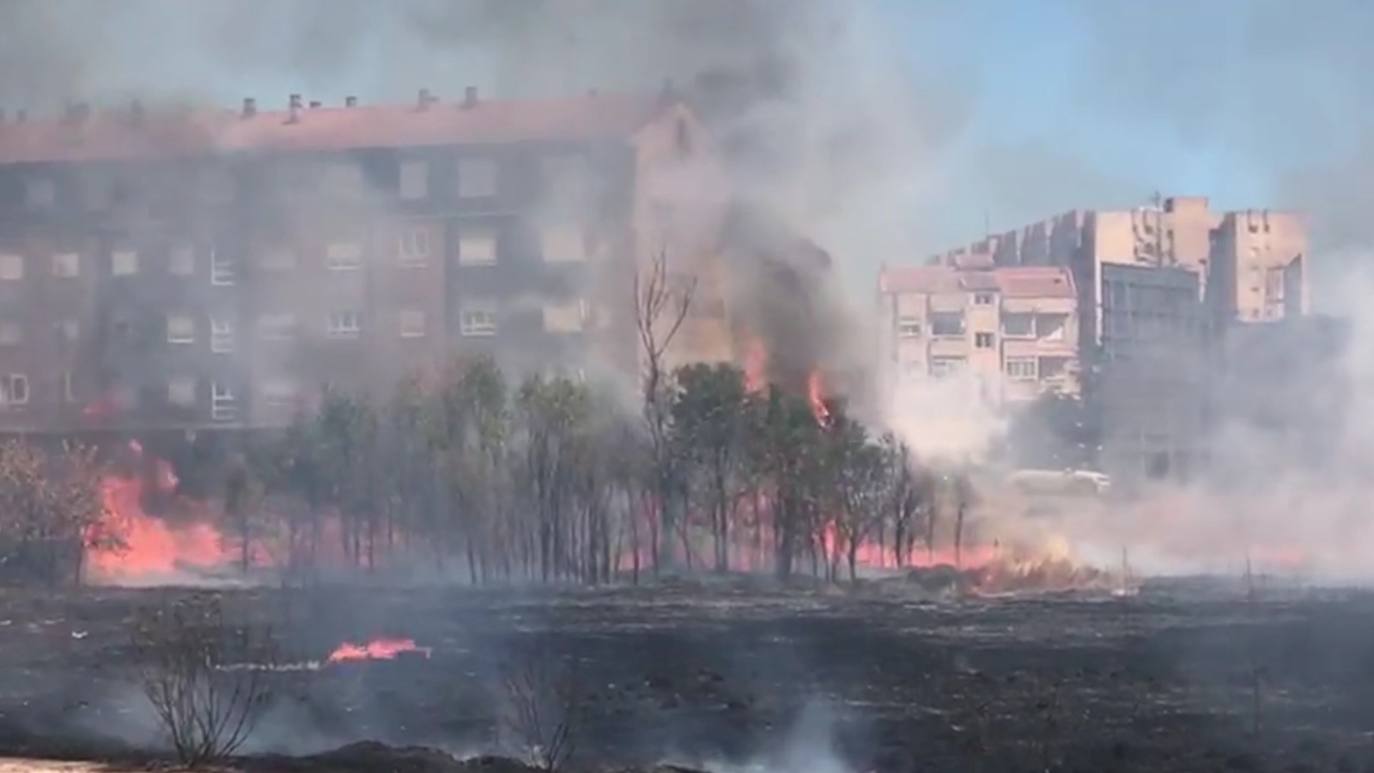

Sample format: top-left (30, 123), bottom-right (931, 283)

top-left (88, 474), bottom-right (229, 580)
top-left (807, 370), bottom-right (830, 427)
top-left (327, 638), bottom-right (432, 663)
top-left (743, 336), bottom-right (768, 393)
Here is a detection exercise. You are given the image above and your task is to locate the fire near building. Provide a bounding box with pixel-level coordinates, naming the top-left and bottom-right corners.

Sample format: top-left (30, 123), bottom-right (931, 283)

top-left (0, 88), bottom-right (734, 434)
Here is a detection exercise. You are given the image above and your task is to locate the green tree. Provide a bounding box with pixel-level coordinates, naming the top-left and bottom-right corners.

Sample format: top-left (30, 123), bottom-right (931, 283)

top-left (672, 363), bottom-right (752, 572)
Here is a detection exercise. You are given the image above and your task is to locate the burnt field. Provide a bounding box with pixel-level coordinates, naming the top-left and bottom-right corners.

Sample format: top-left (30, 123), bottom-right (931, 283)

top-left (1, 578), bottom-right (1373, 772)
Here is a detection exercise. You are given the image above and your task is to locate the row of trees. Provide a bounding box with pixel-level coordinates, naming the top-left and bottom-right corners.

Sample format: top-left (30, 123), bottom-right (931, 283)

top-left (219, 355), bottom-right (965, 585)
top-left (0, 440), bottom-right (109, 585)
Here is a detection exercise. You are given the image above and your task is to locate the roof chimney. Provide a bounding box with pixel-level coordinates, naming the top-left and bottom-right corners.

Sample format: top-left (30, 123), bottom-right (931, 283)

top-left (417, 88), bottom-right (435, 110)
top-left (129, 99), bottom-right (145, 124)
top-left (345, 96), bottom-right (357, 108)
top-left (287, 93), bottom-right (302, 123)
top-left (241, 97), bottom-right (257, 118)
top-left (64, 101), bottom-right (91, 124)
top-left (463, 86), bottom-right (478, 109)
top-left (16, 109), bottom-right (26, 124)
top-left (657, 78), bottom-right (678, 108)
top-left (309, 99), bottom-right (321, 109)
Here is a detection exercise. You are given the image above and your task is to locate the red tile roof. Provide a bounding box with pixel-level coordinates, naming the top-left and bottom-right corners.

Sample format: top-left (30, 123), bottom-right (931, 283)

top-left (880, 265), bottom-right (1075, 298)
top-left (0, 93), bottom-right (664, 165)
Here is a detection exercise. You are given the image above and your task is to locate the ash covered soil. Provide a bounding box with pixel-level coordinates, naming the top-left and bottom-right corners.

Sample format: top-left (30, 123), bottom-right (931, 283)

top-left (1, 577), bottom-right (1373, 772)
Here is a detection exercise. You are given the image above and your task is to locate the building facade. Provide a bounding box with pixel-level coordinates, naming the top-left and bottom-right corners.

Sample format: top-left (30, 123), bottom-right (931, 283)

top-left (922, 196), bottom-right (1311, 481)
top-left (876, 265), bottom-right (1080, 411)
top-left (0, 89), bottom-right (732, 433)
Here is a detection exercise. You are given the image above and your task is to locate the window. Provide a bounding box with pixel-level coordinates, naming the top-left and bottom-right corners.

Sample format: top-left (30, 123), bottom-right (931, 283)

top-left (210, 317), bottom-right (235, 353)
top-left (57, 319), bottom-right (78, 342)
top-left (167, 377), bottom-right (197, 407)
top-left (260, 379), bottom-right (299, 409)
top-left (210, 382), bottom-right (237, 422)
top-left (1039, 357), bottom-right (1069, 380)
top-left (929, 357), bottom-right (965, 378)
top-left (398, 227), bottom-right (432, 267)
top-left (973, 292), bottom-right (994, 305)
top-left (1002, 313), bottom-right (1034, 337)
top-left (975, 332), bottom-right (994, 349)
top-left (1036, 313), bottom-right (1067, 341)
top-left (543, 300), bottom-right (586, 333)
top-left (460, 305), bottom-right (497, 336)
top-left (398, 309), bottom-right (427, 338)
top-left (0, 253), bottom-right (24, 281)
top-left (166, 314), bottom-right (195, 344)
top-left (326, 241), bottom-right (363, 270)
top-left (458, 229), bottom-right (497, 266)
top-left (400, 160), bottom-right (429, 200)
top-left (111, 249), bottom-right (139, 276)
top-left (929, 312), bottom-right (965, 337)
top-left (168, 245), bottom-right (196, 276)
top-left (210, 248), bottom-right (236, 286)
top-left (0, 321), bottom-right (21, 346)
top-left (24, 178), bottom-right (55, 209)
top-left (0, 374), bottom-right (29, 405)
top-left (327, 310), bottom-right (362, 339)
top-left (897, 317), bottom-right (922, 338)
top-left (257, 313), bottom-right (297, 341)
top-left (63, 371), bottom-right (76, 403)
top-left (1005, 357), bottom-right (1037, 380)
top-left (324, 163), bottom-right (365, 197)
top-left (259, 246), bottom-right (297, 272)
top-left (52, 252), bottom-right (80, 278)
top-left (457, 157), bottom-right (498, 198)
top-left (541, 224), bottom-right (587, 263)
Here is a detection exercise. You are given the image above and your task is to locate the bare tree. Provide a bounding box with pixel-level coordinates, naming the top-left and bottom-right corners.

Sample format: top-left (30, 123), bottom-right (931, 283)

top-left (132, 595), bottom-right (275, 767)
top-left (500, 645), bottom-right (583, 772)
top-left (632, 246), bottom-right (696, 571)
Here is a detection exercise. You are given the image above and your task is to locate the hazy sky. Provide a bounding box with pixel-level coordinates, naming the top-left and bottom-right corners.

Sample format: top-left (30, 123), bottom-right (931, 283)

top-left (2, 0), bottom-right (1371, 301)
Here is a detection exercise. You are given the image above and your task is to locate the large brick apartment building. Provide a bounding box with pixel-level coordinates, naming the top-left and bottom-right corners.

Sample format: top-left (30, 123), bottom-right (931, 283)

top-left (0, 88), bottom-right (732, 434)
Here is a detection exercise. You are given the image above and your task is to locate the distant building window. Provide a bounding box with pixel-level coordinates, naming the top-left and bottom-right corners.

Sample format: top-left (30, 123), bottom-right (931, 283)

top-left (168, 245), bottom-right (196, 276)
top-left (1005, 357), bottom-right (1037, 380)
top-left (63, 371), bottom-right (76, 403)
top-left (260, 379), bottom-right (299, 409)
top-left (0, 254), bottom-right (24, 281)
top-left (24, 178), bottom-right (55, 209)
top-left (257, 313), bottom-right (297, 341)
top-left (1002, 313), bottom-right (1034, 337)
top-left (457, 157), bottom-right (498, 199)
top-left (974, 332), bottom-right (994, 349)
top-left (543, 300), bottom-right (586, 333)
top-left (460, 306), bottom-right (498, 336)
top-left (0, 321), bottom-right (21, 346)
top-left (166, 314), bottom-right (195, 344)
top-left (52, 252), bottom-right (80, 278)
top-left (259, 246), bottom-right (297, 272)
top-left (327, 310), bottom-right (362, 339)
top-left (210, 317), bottom-right (235, 353)
top-left (326, 241), bottom-right (364, 270)
top-left (929, 357), bottom-right (965, 378)
top-left (973, 292), bottom-right (994, 305)
top-left (111, 249), bottom-right (139, 276)
top-left (398, 227), bottom-right (432, 267)
top-left (0, 374), bottom-right (29, 405)
top-left (167, 377), bottom-right (197, 407)
top-left (57, 319), bottom-right (78, 342)
top-left (896, 317), bottom-right (921, 338)
top-left (400, 160), bottom-right (429, 200)
top-left (398, 309), bottom-right (427, 338)
top-left (1036, 313), bottom-right (1067, 341)
top-left (210, 381), bottom-right (237, 422)
top-left (1039, 357), bottom-right (1070, 380)
top-left (541, 224), bottom-right (587, 263)
top-left (210, 248), bottom-right (236, 286)
top-left (458, 229), bottom-right (498, 266)
top-left (929, 312), bottom-right (965, 337)
top-left (325, 163), bottom-right (366, 197)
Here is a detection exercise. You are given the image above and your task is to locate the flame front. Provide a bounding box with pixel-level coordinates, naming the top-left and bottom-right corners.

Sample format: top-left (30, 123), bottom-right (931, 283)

top-left (327, 638), bottom-right (432, 664)
top-left (88, 473), bottom-right (227, 580)
top-left (807, 369), bottom-right (830, 426)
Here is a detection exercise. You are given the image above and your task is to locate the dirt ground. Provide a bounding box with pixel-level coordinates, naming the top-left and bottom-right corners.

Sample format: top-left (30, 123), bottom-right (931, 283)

top-left (0, 576), bottom-right (1372, 772)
